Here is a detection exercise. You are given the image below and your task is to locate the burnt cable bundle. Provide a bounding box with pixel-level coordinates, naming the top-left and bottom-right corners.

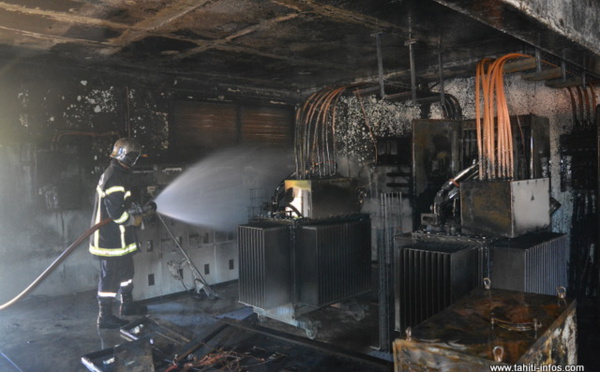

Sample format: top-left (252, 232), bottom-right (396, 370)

top-left (294, 86), bottom-right (348, 179)
top-left (475, 53), bottom-right (531, 180)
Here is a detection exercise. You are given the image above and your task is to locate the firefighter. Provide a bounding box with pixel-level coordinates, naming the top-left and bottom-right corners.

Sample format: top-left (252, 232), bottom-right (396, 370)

top-left (90, 137), bottom-right (147, 329)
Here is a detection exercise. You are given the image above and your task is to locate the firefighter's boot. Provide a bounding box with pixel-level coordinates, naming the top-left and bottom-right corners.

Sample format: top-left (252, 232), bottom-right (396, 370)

top-left (119, 293), bottom-right (147, 316)
top-left (97, 297), bottom-right (129, 329)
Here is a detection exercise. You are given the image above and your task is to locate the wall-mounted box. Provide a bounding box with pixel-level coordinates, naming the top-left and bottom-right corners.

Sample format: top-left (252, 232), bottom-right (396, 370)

top-left (460, 178), bottom-right (550, 238)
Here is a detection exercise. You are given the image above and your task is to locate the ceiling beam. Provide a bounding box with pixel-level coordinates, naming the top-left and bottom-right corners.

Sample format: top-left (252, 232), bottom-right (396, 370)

top-left (501, 0), bottom-right (600, 57)
top-left (0, 1), bottom-right (131, 30)
top-left (272, 0), bottom-right (403, 33)
top-left (105, 0), bottom-right (213, 51)
top-left (0, 24), bottom-right (113, 49)
top-left (175, 13), bottom-right (300, 57)
top-left (433, 0), bottom-right (600, 76)
top-left (166, 10), bottom-right (361, 75)
top-left (156, 28), bottom-right (357, 74)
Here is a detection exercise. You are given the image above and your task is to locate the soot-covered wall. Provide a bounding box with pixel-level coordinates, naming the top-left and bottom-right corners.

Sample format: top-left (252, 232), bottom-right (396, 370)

top-left (0, 59), bottom-right (594, 303)
top-left (0, 63), bottom-right (172, 303)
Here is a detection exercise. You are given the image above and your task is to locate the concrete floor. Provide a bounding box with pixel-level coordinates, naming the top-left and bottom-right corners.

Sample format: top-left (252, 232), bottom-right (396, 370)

top-left (0, 281), bottom-right (384, 371)
top-left (0, 283), bottom-right (238, 371)
top-left (0, 280), bottom-right (598, 371)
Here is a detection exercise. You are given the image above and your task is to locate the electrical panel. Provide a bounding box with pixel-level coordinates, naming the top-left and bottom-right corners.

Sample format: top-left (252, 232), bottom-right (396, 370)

top-left (133, 216), bottom-right (238, 300)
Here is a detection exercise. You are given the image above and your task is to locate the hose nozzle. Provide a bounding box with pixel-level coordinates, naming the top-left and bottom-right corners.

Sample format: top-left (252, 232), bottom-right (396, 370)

top-left (129, 201), bottom-right (157, 217)
top-left (144, 201), bottom-right (157, 214)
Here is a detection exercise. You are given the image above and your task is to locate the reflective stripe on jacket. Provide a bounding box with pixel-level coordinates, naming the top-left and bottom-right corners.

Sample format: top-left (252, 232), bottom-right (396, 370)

top-left (89, 159), bottom-right (139, 257)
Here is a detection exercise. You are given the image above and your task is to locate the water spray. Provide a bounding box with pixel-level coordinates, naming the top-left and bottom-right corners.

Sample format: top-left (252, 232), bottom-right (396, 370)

top-left (133, 200), bottom-right (216, 298)
top-left (1, 146), bottom-right (292, 308)
top-left (153, 146), bottom-right (294, 231)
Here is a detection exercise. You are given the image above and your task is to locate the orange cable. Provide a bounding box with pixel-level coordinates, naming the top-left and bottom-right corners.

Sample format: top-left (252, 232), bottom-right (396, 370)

top-left (476, 53), bottom-right (530, 179)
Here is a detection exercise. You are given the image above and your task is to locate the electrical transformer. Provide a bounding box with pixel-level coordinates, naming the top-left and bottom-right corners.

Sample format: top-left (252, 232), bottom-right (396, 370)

top-left (238, 177), bottom-right (371, 338)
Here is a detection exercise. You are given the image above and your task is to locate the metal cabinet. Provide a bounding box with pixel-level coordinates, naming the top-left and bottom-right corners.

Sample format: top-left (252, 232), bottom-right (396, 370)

top-left (393, 287), bottom-right (577, 371)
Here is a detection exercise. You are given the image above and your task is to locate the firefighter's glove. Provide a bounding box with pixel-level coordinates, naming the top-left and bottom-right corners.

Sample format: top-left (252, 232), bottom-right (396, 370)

top-left (127, 214), bottom-right (144, 227)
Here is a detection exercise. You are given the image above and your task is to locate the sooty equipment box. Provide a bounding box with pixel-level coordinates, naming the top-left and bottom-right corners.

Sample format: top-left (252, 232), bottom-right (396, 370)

top-left (393, 286), bottom-right (576, 371)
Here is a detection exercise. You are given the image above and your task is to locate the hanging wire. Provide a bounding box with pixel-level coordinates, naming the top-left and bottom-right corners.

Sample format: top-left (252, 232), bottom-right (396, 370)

top-left (294, 86), bottom-right (351, 179)
top-left (476, 53), bottom-right (531, 180)
top-left (475, 52), bottom-right (582, 180)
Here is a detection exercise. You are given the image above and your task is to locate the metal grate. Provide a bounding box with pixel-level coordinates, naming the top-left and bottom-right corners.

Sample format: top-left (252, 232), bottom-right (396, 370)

top-left (238, 223), bottom-right (291, 309)
top-left (247, 188), bottom-right (268, 218)
top-left (297, 219), bottom-right (372, 307)
top-left (378, 192), bottom-right (402, 352)
top-left (395, 241), bottom-right (480, 333)
top-left (490, 232), bottom-right (568, 295)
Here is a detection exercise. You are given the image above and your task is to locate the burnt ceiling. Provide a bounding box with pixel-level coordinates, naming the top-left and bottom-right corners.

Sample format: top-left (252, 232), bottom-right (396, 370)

top-left (0, 0), bottom-right (598, 97)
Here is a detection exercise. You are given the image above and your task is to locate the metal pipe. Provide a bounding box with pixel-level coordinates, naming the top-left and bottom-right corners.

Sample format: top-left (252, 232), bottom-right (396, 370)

top-left (438, 49), bottom-right (445, 113)
top-left (432, 162), bottom-right (479, 221)
top-left (406, 16), bottom-right (417, 104)
top-left (407, 39), bottom-right (417, 104)
top-left (375, 32), bottom-right (385, 99)
top-left (597, 104), bottom-right (600, 301)
top-left (378, 192), bottom-right (399, 352)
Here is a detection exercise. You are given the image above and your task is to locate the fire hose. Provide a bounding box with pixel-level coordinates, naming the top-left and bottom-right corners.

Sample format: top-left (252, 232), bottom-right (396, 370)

top-left (0, 218), bottom-right (111, 310)
top-left (0, 201), bottom-right (216, 310)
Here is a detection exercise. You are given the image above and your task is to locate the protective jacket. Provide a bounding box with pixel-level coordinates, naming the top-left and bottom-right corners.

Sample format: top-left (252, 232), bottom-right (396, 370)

top-left (89, 159), bottom-right (139, 257)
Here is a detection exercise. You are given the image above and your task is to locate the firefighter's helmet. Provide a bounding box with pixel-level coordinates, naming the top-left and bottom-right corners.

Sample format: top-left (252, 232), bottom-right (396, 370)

top-left (110, 138), bottom-right (142, 167)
